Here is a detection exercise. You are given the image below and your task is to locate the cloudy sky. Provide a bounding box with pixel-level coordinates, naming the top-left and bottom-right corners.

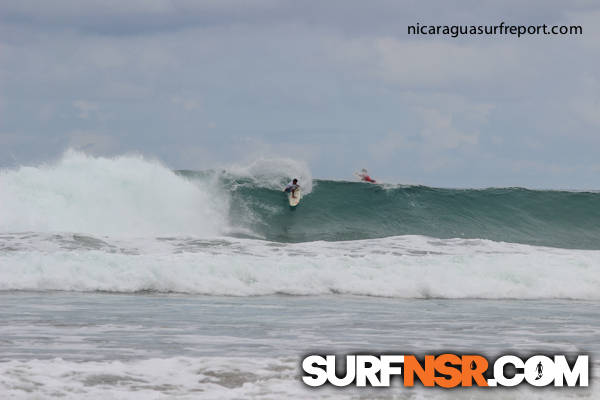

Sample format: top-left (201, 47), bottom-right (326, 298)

top-left (1, 0), bottom-right (599, 188)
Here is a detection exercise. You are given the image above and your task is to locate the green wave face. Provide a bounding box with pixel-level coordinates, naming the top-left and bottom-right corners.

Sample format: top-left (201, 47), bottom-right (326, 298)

top-left (224, 179), bottom-right (600, 249)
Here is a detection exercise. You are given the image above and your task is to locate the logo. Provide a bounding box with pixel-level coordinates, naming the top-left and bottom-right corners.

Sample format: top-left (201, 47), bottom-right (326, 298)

top-left (535, 360), bottom-right (544, 380)
top-left (301, 354), bottom-right (589, 388)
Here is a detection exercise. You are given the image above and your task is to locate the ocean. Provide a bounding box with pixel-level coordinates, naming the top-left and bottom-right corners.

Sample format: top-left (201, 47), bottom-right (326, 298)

top-left (1, 150), bottom-right (598, 399)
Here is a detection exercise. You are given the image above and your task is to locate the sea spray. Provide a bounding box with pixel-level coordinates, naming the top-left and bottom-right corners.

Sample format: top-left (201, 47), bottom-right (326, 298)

top-left (0, 150), bottom-right (229, 237)
top-left (223, 157), bottom-right (314, 193)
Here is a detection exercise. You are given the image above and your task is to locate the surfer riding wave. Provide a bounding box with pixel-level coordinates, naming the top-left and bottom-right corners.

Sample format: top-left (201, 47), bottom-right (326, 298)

top-left (283, 179), bottom-right (300, 198)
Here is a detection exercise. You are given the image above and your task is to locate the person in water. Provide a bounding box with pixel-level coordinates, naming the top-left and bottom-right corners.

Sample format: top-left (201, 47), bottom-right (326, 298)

top-left (358, 168), bottom-right (376, 183)
top-left (283, 179), bottom-right (300, 198)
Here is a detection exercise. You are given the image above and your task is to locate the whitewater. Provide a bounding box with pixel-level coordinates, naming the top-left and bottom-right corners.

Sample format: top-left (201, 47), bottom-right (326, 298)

top-left (1, 150), bottom-right (599, 399)
top-left (1, 233), bottom-right (600, 299)
top-left (1, 150), bottom-right (599, 298)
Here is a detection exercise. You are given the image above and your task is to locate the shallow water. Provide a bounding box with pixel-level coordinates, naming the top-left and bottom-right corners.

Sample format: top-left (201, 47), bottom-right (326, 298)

top-left (1, 292), bottom-right (597, 399)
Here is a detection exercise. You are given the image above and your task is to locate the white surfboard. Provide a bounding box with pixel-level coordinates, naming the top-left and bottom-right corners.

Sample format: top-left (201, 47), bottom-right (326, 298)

top-left (288, 188), bottom-right (302, 207)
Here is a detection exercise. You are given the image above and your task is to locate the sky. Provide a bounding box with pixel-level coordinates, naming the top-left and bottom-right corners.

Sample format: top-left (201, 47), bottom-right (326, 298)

top-left (1, 0), bottom-right (599, 188)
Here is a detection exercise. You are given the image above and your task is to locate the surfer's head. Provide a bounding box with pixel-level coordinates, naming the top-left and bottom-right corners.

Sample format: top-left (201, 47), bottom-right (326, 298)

top-left (293, 179), bottom-right (298, 184)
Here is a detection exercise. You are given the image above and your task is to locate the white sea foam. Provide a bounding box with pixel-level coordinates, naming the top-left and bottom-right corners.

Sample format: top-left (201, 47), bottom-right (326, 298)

top-left (0, 150), bottom-right (229, 237)
top-left (224, 157), bottom-right (313, 193)
top-left (0, 356), bottom-right (597, 399)
top-left (1, 234), bottom-right (598, 299)
top-left (0, 357), bottom-right (298, 400)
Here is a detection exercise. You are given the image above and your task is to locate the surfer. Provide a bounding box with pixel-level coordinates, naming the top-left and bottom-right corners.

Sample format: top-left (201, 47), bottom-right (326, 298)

top-left (357, 168), bottom-right (376, 183)
top-left (283, 179), bottom-right (300, 198)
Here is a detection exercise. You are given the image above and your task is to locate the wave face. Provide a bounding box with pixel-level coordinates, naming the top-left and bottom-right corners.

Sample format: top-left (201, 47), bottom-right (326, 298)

top-left (217, 177), bottom-right (600, 249)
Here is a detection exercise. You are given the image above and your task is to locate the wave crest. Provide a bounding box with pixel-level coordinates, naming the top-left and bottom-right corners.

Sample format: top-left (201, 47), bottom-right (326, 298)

top-left (0, 150), bottom-right (229, 236)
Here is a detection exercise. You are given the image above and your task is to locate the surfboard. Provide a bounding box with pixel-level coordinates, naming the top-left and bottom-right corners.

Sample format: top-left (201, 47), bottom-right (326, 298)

top-left (288, 188), bottom-right (302, 207)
